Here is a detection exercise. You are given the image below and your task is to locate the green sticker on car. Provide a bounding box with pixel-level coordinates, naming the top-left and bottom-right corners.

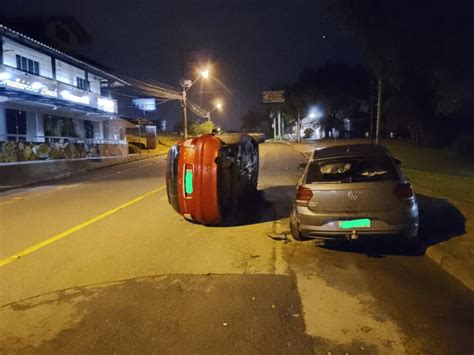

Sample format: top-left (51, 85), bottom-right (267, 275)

top-left (185, 169), bottom-right (193, 195)
top-left (339, 218), bottom-right (371, 229)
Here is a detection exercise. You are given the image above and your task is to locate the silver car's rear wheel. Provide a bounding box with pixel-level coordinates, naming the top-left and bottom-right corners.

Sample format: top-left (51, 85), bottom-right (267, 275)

top-left (290, 209), bottom-right (305, 241)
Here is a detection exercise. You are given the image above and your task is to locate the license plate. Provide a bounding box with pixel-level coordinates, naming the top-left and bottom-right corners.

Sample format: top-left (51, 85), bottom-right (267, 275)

top-left (339, 218), bottom-right (371, 229)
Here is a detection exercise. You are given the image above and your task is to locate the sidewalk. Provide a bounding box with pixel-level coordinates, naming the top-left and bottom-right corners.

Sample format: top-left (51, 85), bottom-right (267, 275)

top-left (290, 140), bottom-right (474, 292)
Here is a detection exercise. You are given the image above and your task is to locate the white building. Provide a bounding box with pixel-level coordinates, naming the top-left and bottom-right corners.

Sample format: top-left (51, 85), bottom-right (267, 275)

top-left (0, 23), bottom-right (129, 162)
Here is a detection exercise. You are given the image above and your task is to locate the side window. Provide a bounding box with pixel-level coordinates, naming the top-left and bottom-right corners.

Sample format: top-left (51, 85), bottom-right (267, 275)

top-left (77, 77), bottom-right (89, 90)
top-left (16, 54), bottom-right (40, 75)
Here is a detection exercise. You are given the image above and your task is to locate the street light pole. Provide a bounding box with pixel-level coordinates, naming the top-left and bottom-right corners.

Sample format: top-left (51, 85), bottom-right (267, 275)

top-left (375, 77), bottom-right (383, 145)
top-left (137, 118), bottom-right (142, 155)
top-left (181, 87), bottom-right (188, 140)
top-left (297, 111), bottom-right (301, 142)
top-left (206, 101), bottom-right (223, 122)
top-left (180, 68), bottom-right (210, 140)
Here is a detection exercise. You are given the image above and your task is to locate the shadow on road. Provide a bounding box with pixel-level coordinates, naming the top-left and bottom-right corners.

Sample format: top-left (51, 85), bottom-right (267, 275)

top-left (319, 193), bottom-right (466, 257)
top-left (220, 185), bottom-right (296, 227)
top-left (416, 193), bottom-right (466, 246)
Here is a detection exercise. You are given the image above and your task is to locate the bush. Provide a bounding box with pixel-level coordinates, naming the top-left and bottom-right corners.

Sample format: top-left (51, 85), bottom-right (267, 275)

top-left (304, 128), bottom-right (314, 139)
top-left (189, 121), bottom-right (215, 136)
top-left (456, 134), bottom-right (474, 159)
top-left (128, 144), bottom-right (141, 154)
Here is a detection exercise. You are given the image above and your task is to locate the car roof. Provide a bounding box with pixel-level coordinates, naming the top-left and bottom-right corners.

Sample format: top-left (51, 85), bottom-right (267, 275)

top-left (311, 144), bottom-right (391, 160)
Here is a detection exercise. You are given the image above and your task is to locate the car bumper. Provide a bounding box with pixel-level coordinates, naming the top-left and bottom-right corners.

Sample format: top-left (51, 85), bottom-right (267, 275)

top-left (294, 205), bottom-right (419, 240)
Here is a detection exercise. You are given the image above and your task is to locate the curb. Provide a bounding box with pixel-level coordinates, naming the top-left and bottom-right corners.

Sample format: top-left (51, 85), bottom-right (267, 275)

top-left (425, 243), bottom-right (474, 292)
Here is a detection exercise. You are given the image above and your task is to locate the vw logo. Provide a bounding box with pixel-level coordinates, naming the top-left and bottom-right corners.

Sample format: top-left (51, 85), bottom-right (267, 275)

top-left (347, 191), bottom-right (358, 200)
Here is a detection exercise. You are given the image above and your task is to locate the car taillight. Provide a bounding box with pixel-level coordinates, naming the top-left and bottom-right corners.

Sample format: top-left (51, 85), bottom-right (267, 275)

top-left (296, 186), bottom-right (313, 201)
top-left (394, 183), bottom-right (414, 199)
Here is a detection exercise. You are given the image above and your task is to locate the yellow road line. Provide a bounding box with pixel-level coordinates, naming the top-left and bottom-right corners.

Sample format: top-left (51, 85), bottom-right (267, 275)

top-left (0, 184), bottom-right (166, 267)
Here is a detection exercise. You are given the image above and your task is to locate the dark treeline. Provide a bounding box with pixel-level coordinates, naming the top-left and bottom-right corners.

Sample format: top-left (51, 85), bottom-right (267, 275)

top-left (241, 0), bottom-right (474, 157)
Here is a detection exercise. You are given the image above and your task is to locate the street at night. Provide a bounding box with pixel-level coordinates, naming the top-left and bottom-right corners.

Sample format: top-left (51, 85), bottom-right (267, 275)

top-left (1, 142), bottom-right (473, 353)
top-left (1, 0), bottom-right (474, 353)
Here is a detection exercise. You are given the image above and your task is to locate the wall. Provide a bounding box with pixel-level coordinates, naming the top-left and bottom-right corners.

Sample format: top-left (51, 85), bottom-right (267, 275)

top-left (103, 119), bottom-right (128, 141)
top-left (55, 59), bottom-right (85, 86)
top-left (3, 38), bottom-right (53, 78)
top-left (0, 140), bottom-right (128, 162)
top-left (0, 107), bottom-right (6, 140)
top-left (88, 73), bottom-right (103, 95)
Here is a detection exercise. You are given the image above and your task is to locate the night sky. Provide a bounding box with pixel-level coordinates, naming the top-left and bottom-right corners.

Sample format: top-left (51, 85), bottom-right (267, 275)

top-left (1, 0), bottom-right (361, 129)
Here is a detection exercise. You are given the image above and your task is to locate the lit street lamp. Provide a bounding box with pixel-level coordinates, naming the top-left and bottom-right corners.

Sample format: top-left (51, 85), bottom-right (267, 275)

top-left (206, 100), bottom-right (223, 122)
top-left (181, 68), bottom-right (210, 140)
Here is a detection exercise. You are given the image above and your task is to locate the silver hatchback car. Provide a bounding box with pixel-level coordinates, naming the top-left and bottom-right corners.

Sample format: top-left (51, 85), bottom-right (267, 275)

top-left (290, 144), bottom-right (419, 241)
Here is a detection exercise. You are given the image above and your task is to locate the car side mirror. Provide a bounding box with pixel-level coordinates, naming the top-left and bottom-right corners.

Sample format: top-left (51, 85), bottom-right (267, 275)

top-left (393, 157), bottom-right (402, 165)
top-left (298, 163), bottom-right (307, 170)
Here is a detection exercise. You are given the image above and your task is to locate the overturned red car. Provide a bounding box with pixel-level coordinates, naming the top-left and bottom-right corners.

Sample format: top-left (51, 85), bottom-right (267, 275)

top-left (166, 133), bottom-right (260, 225)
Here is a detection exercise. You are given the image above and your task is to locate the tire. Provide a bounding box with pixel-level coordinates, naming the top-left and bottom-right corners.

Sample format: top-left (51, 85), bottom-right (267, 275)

top-left (289, 210), bottom-right (305, 241)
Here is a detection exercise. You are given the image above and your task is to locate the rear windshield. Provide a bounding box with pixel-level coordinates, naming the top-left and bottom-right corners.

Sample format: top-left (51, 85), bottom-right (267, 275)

top-left (305, 156), bottom-right (398, 183)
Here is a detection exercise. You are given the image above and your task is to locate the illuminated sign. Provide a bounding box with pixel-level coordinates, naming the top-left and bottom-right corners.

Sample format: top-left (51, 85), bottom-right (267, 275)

top-left (0, 75), bottom-right (58, 98)
top-left (0, 70), bottom-right (116, 112)
top-left (98, 97), bottom-right (116, 113)
top-left (60, 90), bottom-right (90, 105)
top-left (262, 90), bottom-right (285, 104)
top-left (132, 98), bottom-right (156, 111)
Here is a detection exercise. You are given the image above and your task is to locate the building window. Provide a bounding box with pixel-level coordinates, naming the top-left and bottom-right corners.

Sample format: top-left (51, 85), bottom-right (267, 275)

top-left (77, 77), bottom-right (89, 91)
top-left (16, 54), bottom-right (40, 75)
top-left (84, 120), bottom-right (94, 139)
top-left (44, 115), bottom-right (77, 138)
top-left (6, 109), bottom-right (26, 141)
top-left (55, 25), bottom-right (70, 43)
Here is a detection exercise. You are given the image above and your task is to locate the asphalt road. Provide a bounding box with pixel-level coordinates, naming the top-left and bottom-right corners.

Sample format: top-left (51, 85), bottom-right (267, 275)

top-left (0, 142), bottom-right (473, 354)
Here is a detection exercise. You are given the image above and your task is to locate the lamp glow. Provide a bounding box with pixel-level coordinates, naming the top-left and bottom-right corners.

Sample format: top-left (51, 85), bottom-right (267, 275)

top-left (308, 106), bottom-right (323, 120)
top-left (200, 68), bottom-right (210, 79)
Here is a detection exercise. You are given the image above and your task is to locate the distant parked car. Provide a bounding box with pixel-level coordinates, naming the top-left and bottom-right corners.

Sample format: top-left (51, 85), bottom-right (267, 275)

top-left (290, 144), bottom-right (419, 244)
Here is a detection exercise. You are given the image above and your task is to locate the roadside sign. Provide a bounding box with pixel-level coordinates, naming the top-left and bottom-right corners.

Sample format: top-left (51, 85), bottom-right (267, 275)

top-left (263, 90), bottom-right (285, 103)
top-left (132, 98), bottom-right (156, 111)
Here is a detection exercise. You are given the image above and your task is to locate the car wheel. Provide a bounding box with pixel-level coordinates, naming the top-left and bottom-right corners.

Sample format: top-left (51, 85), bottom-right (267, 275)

top-left (289, 210), bottom-right (305, 241)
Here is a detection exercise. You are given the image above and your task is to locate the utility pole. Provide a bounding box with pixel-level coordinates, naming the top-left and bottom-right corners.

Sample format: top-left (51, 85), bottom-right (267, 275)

top-left (273, 116), bottom-right (277, 140)
top-left (181, 87), bottom-right (188, 140)
top-left (281, 115), bottom-right (285, 140)
top-left (369, 79), bottom-right (374, 144)
top-left (297, 111), bottom-right (301, 142)
top-left (137, 118), bottom-right (142, 155)
top-left (277, 111), bottom-right (282, 140)
top-left (142, 110), bottom-right (149, 153)
top-left (375, 77), bottom-right (383, 145)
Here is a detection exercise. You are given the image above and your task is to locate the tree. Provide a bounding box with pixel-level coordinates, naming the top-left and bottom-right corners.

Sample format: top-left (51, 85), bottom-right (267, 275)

top-left (189, 121), bottom-right (214, 136)
top-left (331, 0), bottom-right (474, 145)
top-left (174, 121), bottom-right (184, 134)
top-left (281, 62), bottom-right (371, 137)
top-left (240, 110), bottom-right (270, 134)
